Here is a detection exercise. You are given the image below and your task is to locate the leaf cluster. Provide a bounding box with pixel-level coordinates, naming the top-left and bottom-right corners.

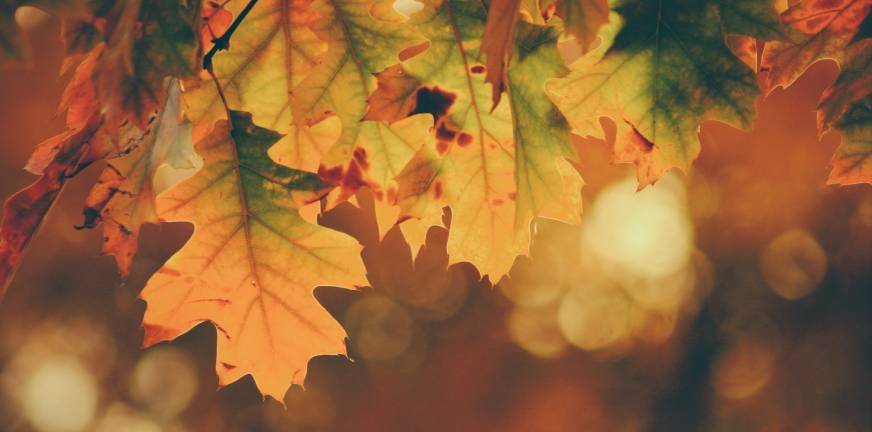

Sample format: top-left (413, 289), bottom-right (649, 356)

top-left (0, 0), bottom-right (870, 398)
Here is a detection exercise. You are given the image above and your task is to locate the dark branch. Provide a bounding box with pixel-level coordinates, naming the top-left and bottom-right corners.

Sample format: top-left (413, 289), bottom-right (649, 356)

top-left (202, 0), bottom-right (260, 71)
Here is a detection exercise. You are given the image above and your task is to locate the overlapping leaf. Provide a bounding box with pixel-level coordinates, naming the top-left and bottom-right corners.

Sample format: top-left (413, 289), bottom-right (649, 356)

top-left (762, 0), bottom-right (872, 92)
top-left (25, 0), bottom-right (202, 175)
top-left (17, 0), bottom-right (205, 190)
top-left (827, 94), bottom-right (872, 184)
top-left (6, 0), bottom-right (872, 404)
top-left (140, 111), bottom-right (365, 399)
top-left (77, 79), bottom-right (199, 277)
top-left (481, 0), bottom-right (522, 108)
top-left (546, 0), bottom-right (781, 188)
top-left (96, 0), bottom-right (201, 130)
top-left (552, 0), bottom-right (610, 51)
top-left (369, 0), bottom-right (582, 278)
top-left (288, 0), bottom-right (428, 200)
top-left (817, 39), bottom-right (872, 184)
top-left (0, 121), bottom-right (99, 299)
top-left (183, 0), bottom-right (336, 170)
top-left (186, 0), bottom-right (429, 206)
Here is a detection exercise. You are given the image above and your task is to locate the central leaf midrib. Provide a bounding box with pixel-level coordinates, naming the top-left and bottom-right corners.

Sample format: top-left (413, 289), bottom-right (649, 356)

top-left (326, 0), bottom-right (372, 99)
top-left (226, 122), bottom-right (276, 358)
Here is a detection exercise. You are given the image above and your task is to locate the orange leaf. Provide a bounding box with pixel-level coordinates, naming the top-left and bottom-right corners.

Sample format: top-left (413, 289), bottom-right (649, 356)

top-left (140, 111), bottom-right (365, 399)
top-left (0, 119), bottom-right (99, 299)
top-left (762, 0), bottom-right (872, 91)
top-left (481, 0), bottom-right (522, 109)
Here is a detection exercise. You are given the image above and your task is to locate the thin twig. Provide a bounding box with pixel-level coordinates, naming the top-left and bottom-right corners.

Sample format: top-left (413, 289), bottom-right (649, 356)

top-left (202, 0), bottom-right (260, 71)
top-left (202, 0), bottom-right (259, 124)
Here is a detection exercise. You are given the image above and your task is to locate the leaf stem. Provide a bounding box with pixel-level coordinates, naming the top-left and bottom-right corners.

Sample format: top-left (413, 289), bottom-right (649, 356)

top-left (208, 67), bottom-right (233, 120)
top-left (202, 0), bottom-right (260, 71)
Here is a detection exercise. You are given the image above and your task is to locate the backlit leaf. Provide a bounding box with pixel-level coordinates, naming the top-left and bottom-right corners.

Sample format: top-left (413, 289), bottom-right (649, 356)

top-left (98, 0), bottom-right (201, 130)
top-left (370, 0), bottom-right (582, 278)
top-left (819, 40), bottom-right (872, 185)
top-left (761, 0), bottom-right (872, 92)
top-left (827, 95), bottom-right (872, 185)
top-left (183, 0), bottom-right (337, 172)
top-left (291, 0), bottom-right (424, 198)
top-left (818, 39), bottom-right (872, 131)
top-left (140, 111), bottom-right (365, 399)
top-left (554, 0), bottom-right (610, 52)
top-left (77, 79), bottom-right (199, 277)
top-left (546, 1), bottom-right (773, 188)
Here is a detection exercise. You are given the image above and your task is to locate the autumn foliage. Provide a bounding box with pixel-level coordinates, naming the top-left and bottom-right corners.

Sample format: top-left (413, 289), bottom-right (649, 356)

top-left (0, 0), bottom-right (871, 400)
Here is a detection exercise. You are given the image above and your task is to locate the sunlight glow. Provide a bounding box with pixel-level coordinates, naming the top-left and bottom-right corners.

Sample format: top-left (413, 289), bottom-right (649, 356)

top-left (94, 403), bottom-right (162, 432)
top-left (14, 6), bottom-right (50, 29)
top-left (508, 306), bottom-right (568, 359)
top-left (583, 175), bottom-right (693, 280)
top-left (131, 346), bottom-right (199, 420)
top-left (558, 286), bottom-right (632, 351)
top-left (22, 356), bottom-right (99, 432)
top-left (1, 320), bottom-right (114, 432)
top-left (345, 297), bottom-right (415, 361)
top-left (154, 157), bottom-right (203, 195)
top-left (393, 0), bottom-right (424, 17)
top-left (504, 173), bottom-right (702, 356)
top-left (853, 195), bottom-right (872, 229)
top-left (622, 265), bottom-right (696, 312)
top-left (713, 341), bottom-right (775, 400)
top-left (500, 258), bottom-right (567, 308)
top-left (759, 229), bottom-right (827, 300)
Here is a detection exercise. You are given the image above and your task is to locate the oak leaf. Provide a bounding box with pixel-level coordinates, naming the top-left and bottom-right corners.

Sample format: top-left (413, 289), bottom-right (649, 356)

top-left (546, 1), bottom-right (779, 188)
top-left (761, 0), bottom-right (872, 92)
top-left (368, 0), bottom-right (582, 278)
top-left (140, 111), bottom-right (365, 399)
top-left (818, 40), bottom-right (872, 184)
top-left (183, 0), bottom-right (336, 170)
top-left (818, 39), bottom-right (872, 131)
top-left (289, 0), bottom-right (427, 202)
top-left (97, 0), bottom-right (201, 130)
top-left (827, 94), bottom-right (872, 185)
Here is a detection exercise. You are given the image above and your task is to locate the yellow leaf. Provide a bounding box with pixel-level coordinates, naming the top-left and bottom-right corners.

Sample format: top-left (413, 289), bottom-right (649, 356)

top-left (371, 0), bottom-right (582, 278)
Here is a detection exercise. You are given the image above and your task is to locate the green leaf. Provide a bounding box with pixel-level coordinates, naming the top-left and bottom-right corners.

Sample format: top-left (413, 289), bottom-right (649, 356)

top-left (547, 1), bottom-right (767, 187)
top-left (184, 0), bottom-right (338, 173)
top-left (827, 94), bottom-right (872, 185)
top-left (98, 0), bottom-right (201, 129)
top-left (290, 0), bottom-right (424, 191)
top-left (554, 0), bottom-right (610, 51)
top-left (716, 0), bottom-right (783, 40)
top-left (818, 39), bottom-right (872, 185)
top-left (818, 39), bottom-right (872, 131)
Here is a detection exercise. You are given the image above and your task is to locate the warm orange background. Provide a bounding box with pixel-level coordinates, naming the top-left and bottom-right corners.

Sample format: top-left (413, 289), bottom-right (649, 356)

top-left (1, 14), bottom-right (871, 432)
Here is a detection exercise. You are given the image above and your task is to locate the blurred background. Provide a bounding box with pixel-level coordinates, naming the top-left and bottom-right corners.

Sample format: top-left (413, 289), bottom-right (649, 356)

top-left (1, 7), bottom-right (872, 432)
